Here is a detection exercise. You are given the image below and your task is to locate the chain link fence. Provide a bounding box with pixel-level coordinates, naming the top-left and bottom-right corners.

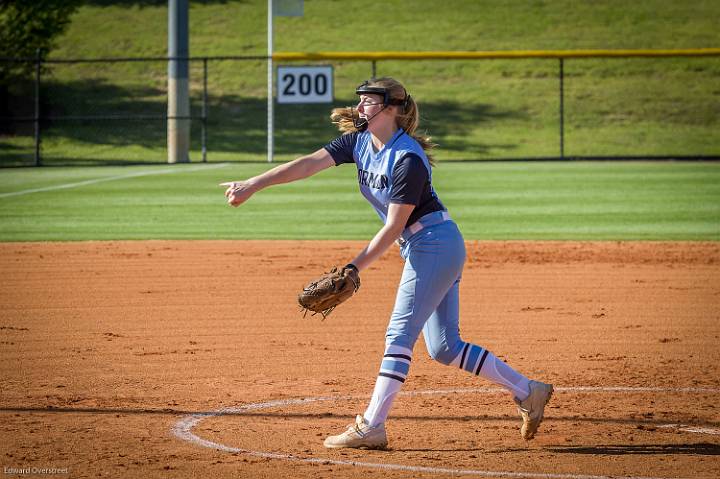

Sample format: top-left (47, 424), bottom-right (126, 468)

top-left (1, 52), bottom-right (719, 166)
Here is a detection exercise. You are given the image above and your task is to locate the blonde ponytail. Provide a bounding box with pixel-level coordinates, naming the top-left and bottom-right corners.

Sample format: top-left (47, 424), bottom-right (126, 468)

top-left (395, 94), bottom-right (436, 165)
top-left (329, 107), bottom-right (358, 134)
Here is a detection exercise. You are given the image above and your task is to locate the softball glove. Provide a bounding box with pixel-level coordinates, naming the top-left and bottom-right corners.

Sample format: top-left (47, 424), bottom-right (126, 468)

top-left (298, 264), bottom-right (360, 319)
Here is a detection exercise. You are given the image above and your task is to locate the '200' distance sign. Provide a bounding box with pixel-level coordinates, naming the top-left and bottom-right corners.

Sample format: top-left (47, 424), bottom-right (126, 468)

top-left (277, 66), bottom-right (333, 104)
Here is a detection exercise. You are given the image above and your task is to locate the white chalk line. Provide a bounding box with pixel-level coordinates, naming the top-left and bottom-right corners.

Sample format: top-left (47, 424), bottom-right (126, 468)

top-left (658, 424), bottom-right (720, 436)
top-left (172, 386), bottom-right (720, 479)
top-left (0, 163), bottom-right (229, 199)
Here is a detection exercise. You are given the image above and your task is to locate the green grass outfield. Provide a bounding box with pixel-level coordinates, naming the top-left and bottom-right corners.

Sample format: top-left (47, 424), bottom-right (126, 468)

top-left (0, 161), bottom-right (718, 241)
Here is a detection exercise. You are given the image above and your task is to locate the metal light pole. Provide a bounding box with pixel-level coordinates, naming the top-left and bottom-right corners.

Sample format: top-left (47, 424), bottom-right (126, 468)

top-left (267, 0), bottom-right (274, 163)
top-left (168, 0), bottom-right (190, 163)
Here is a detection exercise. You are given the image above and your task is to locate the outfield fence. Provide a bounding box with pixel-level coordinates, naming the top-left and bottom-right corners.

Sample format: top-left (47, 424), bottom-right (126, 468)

top-left (1, 49), bottom-right (719, 166)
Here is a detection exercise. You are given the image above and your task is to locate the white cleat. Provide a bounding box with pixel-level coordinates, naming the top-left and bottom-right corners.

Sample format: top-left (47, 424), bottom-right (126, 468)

top-left (323, 415), bottom-right (388, 449)
top-left (515, 380), bottom-right (554, 440)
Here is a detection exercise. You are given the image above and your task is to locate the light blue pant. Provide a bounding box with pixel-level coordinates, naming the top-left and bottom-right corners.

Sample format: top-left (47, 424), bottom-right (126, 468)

top-left (366, 217), bottom-right (530, 426)
top-left (386, 219), bottom-right (467, 364)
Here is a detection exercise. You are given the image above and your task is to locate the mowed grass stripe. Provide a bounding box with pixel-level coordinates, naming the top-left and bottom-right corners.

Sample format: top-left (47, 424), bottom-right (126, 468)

top-left (442, 162), bottom-right (720, 240)
top-left (0, 163), bottom-right (229, 198)
top-left (0, 162), bottom-right (718, 241)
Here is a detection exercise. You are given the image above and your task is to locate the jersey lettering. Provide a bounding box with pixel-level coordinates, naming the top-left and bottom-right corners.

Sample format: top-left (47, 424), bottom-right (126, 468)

top-left (358, 169), bottom-right (389, 190)
top-left (324, 128), bottom-right (442, 225)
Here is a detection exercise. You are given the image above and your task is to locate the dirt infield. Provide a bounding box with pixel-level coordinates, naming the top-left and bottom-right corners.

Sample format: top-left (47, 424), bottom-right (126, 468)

top-left (1, 240), bottom-right (719, 479)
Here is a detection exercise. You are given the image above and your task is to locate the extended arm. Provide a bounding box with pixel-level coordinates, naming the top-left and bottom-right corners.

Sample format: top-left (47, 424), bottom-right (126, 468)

top-left (350, 202), bottom-right (415, 272)
top-left (221, 148), bottom-right (335, 207)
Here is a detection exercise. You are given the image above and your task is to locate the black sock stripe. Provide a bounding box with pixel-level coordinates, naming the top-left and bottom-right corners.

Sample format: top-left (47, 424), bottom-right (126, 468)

top-left (475, 350), bottom-right (490, 375)
top-left (384, 353), bottom-right (412, 361)
top-left (459, 343), bottom-right (470, 369)
top-left (378, 372), bottom-right (406, 383)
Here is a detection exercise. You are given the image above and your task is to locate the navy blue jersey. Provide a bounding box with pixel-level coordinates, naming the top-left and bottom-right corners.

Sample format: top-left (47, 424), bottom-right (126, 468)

top-left (324, 129), bottom-right (445, 227)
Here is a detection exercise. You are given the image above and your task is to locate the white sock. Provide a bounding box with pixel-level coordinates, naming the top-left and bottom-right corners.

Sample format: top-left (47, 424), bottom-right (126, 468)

top-left (478, 351), bottom-right (531, 401)
top-left (363, 374), bottom-right (404, 427)
top-left (363, 344), bottom-right (412, 428)
top-left (454, 343), bottom-right (531, 401)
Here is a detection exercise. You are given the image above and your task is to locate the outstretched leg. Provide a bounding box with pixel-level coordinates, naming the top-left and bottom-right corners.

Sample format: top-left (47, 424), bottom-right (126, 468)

top-left (423, 279), bottom-right (553, 440)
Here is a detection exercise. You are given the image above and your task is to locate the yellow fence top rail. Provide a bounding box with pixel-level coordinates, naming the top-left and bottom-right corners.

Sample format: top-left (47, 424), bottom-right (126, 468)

top-left (273, 49), bottom-right (720, 61)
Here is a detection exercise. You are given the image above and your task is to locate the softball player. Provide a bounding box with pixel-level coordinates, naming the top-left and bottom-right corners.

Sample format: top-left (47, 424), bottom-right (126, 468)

top-left (222, 77), bottom-right (553, 449)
